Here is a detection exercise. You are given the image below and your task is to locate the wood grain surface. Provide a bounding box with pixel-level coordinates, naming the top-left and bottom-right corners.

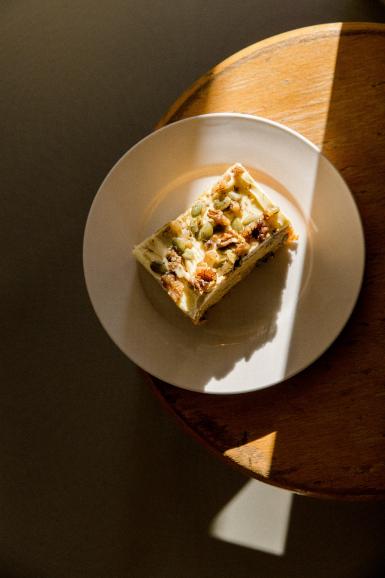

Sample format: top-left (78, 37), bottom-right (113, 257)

top-left (153, 23), bottom-right (385, 499)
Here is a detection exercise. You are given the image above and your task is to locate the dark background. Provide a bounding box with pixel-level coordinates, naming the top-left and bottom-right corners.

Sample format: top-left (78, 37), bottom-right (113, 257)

top-left (1, 2), bottom-right (385, 577)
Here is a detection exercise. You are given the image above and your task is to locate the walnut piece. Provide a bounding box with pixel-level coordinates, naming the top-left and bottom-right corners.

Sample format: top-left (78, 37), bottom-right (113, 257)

top-left (216, 231), bottom-right (243, 249)
top-left (207, 209), bottom-right (231, 228)
top-left (233, 241), bottom-right (250, 257)
top-left (192, 266), bottom-right (217, 295)
top-left (161, 273), bottom-right (184, 303)
top-left (242, 219), bottom-right (271, 243)
top-left (166, 248), bottom-right (183, 272)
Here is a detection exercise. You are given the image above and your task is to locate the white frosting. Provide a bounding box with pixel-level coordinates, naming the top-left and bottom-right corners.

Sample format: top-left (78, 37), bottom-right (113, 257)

top-left (133, 163), bottom-right (292, 321)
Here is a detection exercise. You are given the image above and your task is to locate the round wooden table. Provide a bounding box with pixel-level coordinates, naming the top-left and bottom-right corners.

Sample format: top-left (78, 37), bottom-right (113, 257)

top-left (152, 23), bottom-right (385, 499)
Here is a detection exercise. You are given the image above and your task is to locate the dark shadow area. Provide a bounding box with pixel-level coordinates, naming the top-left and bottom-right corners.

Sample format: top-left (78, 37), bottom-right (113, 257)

top-left (1, 1), bottom-right (385, 577)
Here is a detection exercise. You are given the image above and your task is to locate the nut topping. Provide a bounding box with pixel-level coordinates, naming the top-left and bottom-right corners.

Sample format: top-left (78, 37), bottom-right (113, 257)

top-left (242, 219), bottom-right (271, 243)
top-left (207, 209), bottom-right (231, 228)
top-left (216, 231), bottom-right (243, 249)
top-left (166, 248), bottom-right (183, 271)
top-left (161, 273), bottom-right (184, 303)
top-left (192, 266), bottom-right (217, 294)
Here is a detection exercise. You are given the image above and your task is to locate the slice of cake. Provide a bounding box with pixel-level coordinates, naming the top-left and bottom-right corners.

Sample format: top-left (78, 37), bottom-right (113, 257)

top-left (133, 163), bottom-right (295, 324)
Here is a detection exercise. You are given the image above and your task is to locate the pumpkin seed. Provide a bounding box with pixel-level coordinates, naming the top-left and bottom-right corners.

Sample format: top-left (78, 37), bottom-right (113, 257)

top-left (172, 237), bottom-right (188, 253)
top-left (169, 220), bottom-right (182, 236)
top-left (214, 196), bottom-right (231, 211)
top-left (191, 203), bottom-right (203, 217)
top-left (199, 222), bottom-right (213, 241)
top-left (150, 260), bottom-right (167, 274)
top-left (231, 217), bottom-right (243, 232)
top-left (189, 218), bottom-right (199, 235)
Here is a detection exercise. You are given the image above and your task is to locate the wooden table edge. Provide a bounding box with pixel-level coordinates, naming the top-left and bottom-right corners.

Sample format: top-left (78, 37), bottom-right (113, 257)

top-left (150, 21), bottom-right (385, 500)
top-left (146, 374), bottom-right (385, 501)
top-left (156, 22), bottom-right (385, 129)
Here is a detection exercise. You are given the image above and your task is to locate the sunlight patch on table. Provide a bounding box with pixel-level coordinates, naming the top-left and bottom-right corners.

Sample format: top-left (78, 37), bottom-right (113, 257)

top-left (224, 431), bottom-right (276, 477)
top-left (209, 479), bottom-right (293, 555)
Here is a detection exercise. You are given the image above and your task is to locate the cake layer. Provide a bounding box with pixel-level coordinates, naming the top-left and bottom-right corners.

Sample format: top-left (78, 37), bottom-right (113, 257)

top-left (133, 163), bottom-right (295, 323)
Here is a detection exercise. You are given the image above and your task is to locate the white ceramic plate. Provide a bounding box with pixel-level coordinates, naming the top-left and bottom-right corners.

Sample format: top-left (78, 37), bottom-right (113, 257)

top-left (83, 114), bottom-right (364, 394)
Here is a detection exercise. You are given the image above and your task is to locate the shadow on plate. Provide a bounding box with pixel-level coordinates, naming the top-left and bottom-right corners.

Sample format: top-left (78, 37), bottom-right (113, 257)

top-left (138, 243), bottom-right (294, 386)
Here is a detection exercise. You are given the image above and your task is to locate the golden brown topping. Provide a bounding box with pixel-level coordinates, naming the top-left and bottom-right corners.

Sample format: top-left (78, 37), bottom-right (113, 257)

top-left (242, 219), bottom-right (271, 243)
top-left (229, 201), bottom-right (241, 216)
top-left (233, 241), bottom-right (250, 257)
top-left (242, 221), bottom-right (258, 241)
top-left (166, 248), bottom-right (183, 272)
top-left (192, 266), bottom-right (217, 295)
top-left (232, 164), bottom-right (244, 177)
top-left (161, 273), bottom-right (184, 303)
top-left (207, 209), bottom-right (231, 228)
top-left (204, 249), bottom-right (220, 267)
top-left (287, 226), bottom-right (299, 242)
top-left (204, 250), bottom-right (216, 267)
top-left (214, 180), bottom-right (228, 195)
top-left (197, 267), bottom-right (216, 282)
top-left (216, 231), bottom-right (243, 249)
top-left (168, 220), bottom-right (183, 236)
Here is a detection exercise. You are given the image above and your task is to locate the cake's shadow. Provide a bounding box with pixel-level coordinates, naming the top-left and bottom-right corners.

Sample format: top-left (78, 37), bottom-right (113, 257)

top-left (138, 244), bottom-right (294, 389)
